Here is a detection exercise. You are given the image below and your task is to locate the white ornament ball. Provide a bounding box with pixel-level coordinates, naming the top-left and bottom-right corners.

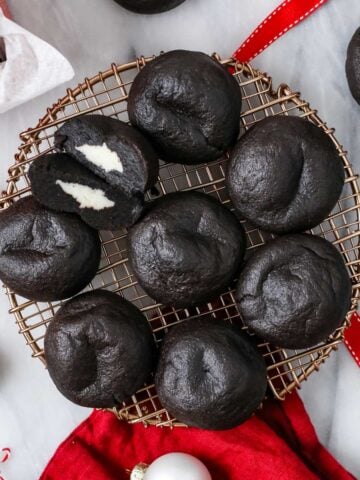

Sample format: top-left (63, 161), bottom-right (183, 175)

top-left (143, 452), bottom-right (212, 480)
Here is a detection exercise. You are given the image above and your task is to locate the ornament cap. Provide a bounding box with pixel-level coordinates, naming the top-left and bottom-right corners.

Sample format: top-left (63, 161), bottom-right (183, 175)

top-left (130, 463), bottom-right (148, 480)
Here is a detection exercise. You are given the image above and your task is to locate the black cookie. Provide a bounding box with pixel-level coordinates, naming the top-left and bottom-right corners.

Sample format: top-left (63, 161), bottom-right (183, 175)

top-left (346, 27), bottom-right (360, 104)
top-left (227, 116), bottom-right (344, 233)
top-left (0, 37), bottom-right (6, 63)
top-left (236, 234), bottom-right (352, 349)
top-left (30, 153), bottom-right (144, 230)
top-left (0, 196), bottom-right (100, 301)
top-left (128, 50), bottom-right (242, 164)
top-left (155, 317), bottom-right (267, 430)
top-left (114, 0), bottom-right (186, 14)
top-left (45, 289), bottom-right (156, 408)
top-left (128, 191), bottom-right (246, 308)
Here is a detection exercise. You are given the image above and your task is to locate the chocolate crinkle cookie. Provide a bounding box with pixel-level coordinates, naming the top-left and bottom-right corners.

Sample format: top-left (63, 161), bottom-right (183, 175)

top-left (128, 50), bottom-right (242, 164)
top-left (236, 234), bottom-right (352, 349)
top-left (114, 0), bottom-right (186, 14)
top-left (30, 115), bottom-right (159, 230)
top-left (346, 27), bottom-right (360, 104)
top-left (226, 116), bottom-right (344, 233)
top-left (45, 289), bottom-right (156, 408)
top-left (155, 317), bottom-right (267, 430)
top-left (128, 191), bottom-right (246, 308)
top-left (0, 196), bottom-right (100, 301)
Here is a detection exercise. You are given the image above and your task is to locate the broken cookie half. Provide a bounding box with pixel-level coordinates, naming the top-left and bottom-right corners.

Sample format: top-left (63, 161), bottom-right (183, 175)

top-left (29, 115), bottom-right (159, 230)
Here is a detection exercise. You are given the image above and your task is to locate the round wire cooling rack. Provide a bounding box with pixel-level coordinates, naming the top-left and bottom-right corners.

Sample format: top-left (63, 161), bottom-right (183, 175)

top-left (1, 55), bottom-right (360, 428)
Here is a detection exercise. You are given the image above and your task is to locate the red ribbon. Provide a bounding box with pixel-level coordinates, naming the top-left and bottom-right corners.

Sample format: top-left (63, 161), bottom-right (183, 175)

top-left (233, 0), bottom-right (328, 62)
top-left (345, 313), bottom-right (360, 367)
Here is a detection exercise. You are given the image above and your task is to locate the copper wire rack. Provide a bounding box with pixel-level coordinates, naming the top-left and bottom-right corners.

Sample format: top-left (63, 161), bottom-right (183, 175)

top-left (1, 55), bottom-right (360, 428)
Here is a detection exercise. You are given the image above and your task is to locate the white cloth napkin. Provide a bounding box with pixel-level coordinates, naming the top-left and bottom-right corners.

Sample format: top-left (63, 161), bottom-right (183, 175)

top-left (0, 8), bottom-right (74, 114)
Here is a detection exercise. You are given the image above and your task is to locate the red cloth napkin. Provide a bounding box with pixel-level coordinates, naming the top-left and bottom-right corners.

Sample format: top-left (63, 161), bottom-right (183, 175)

top-left (40, 392), bottom-right (354, 480)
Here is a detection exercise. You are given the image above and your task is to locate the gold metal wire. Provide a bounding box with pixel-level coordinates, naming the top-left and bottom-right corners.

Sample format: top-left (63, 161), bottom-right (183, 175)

top-left (1, 55), bottom-right (359, 428)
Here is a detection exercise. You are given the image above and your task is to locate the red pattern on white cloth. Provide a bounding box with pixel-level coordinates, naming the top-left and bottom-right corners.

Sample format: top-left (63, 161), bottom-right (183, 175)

top-left (0, 0), bottom-right (11, 18)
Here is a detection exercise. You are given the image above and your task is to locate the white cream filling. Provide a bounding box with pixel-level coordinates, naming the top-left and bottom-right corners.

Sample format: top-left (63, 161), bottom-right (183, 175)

top-left (75, 142), bottom-right (124, 174)
top-left (56, 180), bottom-right (115, 210)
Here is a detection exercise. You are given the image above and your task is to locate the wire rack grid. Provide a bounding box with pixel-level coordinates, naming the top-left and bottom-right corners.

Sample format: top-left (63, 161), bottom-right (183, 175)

top-left (1, 55), bottom-right (359, 428)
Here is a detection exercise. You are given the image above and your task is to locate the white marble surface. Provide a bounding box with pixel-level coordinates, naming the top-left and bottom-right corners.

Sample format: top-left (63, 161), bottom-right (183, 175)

top-left (0, 0), bottom-right (360, 478)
